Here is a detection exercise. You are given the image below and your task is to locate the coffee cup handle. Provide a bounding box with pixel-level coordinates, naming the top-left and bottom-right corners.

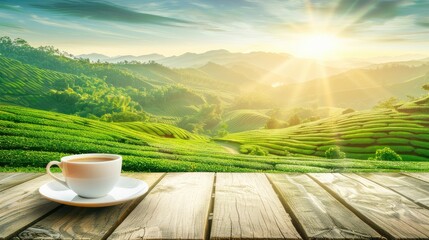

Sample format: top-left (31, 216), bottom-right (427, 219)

top-left (46, 161), bottom-right (68, 187)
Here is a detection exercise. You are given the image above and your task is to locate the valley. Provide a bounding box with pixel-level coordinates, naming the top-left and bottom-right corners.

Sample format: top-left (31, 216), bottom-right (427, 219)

top-left (0, 36), bottom-right (428, 172)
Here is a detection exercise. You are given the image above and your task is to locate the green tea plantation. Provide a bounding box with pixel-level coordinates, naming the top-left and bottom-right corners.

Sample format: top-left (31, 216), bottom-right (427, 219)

top-left (1, 104), bottom-right (428, 173)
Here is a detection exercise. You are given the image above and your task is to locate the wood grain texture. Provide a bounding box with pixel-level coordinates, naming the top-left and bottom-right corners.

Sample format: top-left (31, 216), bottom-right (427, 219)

top-left (0, 172), bottom-right (10, 179)
top-left (211, 173), bottom-right (301, 240)
top-left (15, 173), bottom-right (164, 240)
top-left (310, 173), bottom-right (429, 239)
top-left (0, 173), bottom-right (42, 192)
top-left (402, 172), bottom-right (429, 183)
top-left (362, 173), bottom-right (429, 208)
top-left (109, 172), bottom-right (214, 240)
top-left (268, 174), bottom-right (381, 239)
top-left (0, 174), bottom-right (60, 239)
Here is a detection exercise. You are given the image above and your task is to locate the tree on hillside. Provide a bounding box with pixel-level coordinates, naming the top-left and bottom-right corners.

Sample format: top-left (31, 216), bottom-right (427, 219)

top-left (231, 92), bottom-right (275, 109)
top-left (13, 38), bottom-right (30, 48)
top-left (178, 104), bottom-right (223, 134)
top-left (216, 122), bottom-right (229, 137)
top-left (288, 114), bottom-right (301, 126)
top-left (265, 117), bottom-right (283, 129)
top-left (374, 97), bottom-right (399, 109)
top-left (265, 109), bottom-right (286, 129)
top-left (423, 83), bottom-right (429, 92)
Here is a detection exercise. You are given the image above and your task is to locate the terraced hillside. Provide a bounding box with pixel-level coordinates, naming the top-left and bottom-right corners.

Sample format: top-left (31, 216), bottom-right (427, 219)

top-left (1, 105), bottom-right (428, 172)
top-left (0, 37), bottom-right (153, 89)
top-left (221, 99), bottom-right (429, 161)
top-left (223, 110), bottom-right (270, 133)
top-left (117, 122), bottom-right (206, 140)
top-left (0, 55), bottom-right (143, 117)
top-left (0, 55), bottom-right (80, 108)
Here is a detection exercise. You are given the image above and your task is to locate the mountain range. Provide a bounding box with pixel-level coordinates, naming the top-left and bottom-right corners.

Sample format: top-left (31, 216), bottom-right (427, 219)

top-left (78, 50), bottom-right (348, 84)
top-left (1, 37), bottom-right (428, 122)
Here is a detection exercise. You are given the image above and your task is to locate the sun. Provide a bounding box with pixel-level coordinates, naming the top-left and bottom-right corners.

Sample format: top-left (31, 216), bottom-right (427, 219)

top-left (294, 33), bottom-right (341, 59)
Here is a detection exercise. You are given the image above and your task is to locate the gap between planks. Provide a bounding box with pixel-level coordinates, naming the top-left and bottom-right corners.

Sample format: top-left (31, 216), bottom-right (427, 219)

top-left (268, 173), bottom-right (381, 239)
top-left (359, 173), bottom-right (429, 210)
top-left (309, 173), bottom-right (429, 239)
top-left (12, 173), bottom-right (166, 240)
top-left (102, 172), bottom-right (167, 240)
top-left (265, 173), bottom-right (308, 239)
top-left (210, 173), bottom-right (301, 240)
top-left (108, 172), bottom-right (215, 240)
top-left (401, 172), bottom-right (429, 183)
top-left (0, 172), bottom-right (43, 192)
top-left (205, 173), bottom-right (216, 240)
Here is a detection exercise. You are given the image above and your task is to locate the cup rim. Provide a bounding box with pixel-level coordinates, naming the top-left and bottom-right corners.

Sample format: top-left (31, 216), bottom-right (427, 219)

top-left (61, 153), bottom-right (122, 164)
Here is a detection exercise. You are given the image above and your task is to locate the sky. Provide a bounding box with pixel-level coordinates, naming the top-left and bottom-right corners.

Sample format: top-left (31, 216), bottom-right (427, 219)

top-left (1, 0), bottom-right (428, 59)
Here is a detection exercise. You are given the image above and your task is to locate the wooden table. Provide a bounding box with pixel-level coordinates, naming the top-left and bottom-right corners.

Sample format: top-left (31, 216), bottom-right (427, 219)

top-left (1, 172), bottom-right (428, 240)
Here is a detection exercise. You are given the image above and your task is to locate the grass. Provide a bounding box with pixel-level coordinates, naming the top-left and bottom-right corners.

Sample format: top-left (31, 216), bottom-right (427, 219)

top-left (223, 109), bottom-right (269, 133)
top-left (1, 104), bottom-right (428, 172)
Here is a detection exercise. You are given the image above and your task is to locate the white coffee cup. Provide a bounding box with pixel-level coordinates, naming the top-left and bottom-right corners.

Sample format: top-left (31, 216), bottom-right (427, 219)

top-left (46, 153), bottom-right (122, 198)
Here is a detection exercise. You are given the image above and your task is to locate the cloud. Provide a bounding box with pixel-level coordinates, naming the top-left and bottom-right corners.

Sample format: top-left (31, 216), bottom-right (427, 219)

top-left (0, 22), bottom-right (22, 29)
top-left (416, 16), bottom-right (429, 28)
top-left (0, 3), bottom-right (21, 12)
top-left (30, 14), bottom-right (130, 39)
top-left (32, 0), bottom-right (193, 27)
top-left (330, 0), bottom-right (404, 22)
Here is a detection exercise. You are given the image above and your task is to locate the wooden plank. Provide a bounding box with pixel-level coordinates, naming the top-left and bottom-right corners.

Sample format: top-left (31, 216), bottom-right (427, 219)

top-left (268, 174), bottom-right (381, 239)
top-left (109, 172), bottom-right (214, 240)
top-left (211, 173), bottom-right (301, 240)
top-left (0, 175), bottom-right (60, 239)
top-left (310, 173), bottom-right (429, 239)
top-left (15, 173), bottom-right (164, 240)
top-left (362, 173), bottom-right (429, 208)
top-left (0, 173), bottom-right (42, 192)
top-left (402, 172), bottom-right (429, 183)
top-left (0, 172), bottom-right (10, 179)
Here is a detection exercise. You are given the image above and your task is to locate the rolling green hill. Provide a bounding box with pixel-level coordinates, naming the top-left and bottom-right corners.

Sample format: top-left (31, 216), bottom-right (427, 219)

top-left (199, 62), bottom-right (254, 86)
top-left (221, 100), bottom-right (429, 161)
top-left (0, 55), bottom-right (141, 117)
top-left (274, 62), bottom-right (429, 109)
top-left (119, 61), bottom-right (241, 98)
top-left (223, 110), bottom-right (270, 133)
top-left (0, 37), bottom-right (153, 89)
top-left (2, 105), bottom-right (428, 172)
top-left (1, 36), bottom-right (428, 173)
top-left (117, 122), bottom-right (206, 140)
top-left (0, 55), bottom-right (64, 108)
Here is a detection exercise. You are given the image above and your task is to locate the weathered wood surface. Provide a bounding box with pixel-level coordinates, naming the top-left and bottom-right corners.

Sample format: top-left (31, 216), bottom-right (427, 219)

top-left (0, 175), bottom-right (60, 239)
top-left (16, 173), bottom-right (164, 240)
top-left (268, 174), bottom-right (382, 239)
top-left (109, 172), bottom-right (215, 240)
top-left (403, 172), bottom-right (429, 183)
top-left (0, 172), bottom-right (42, 192)
top-left (0, 172), bottom-right (428, 240)
top-left (310, 173), bottom-right (429, 239)
top-left (362, 173), bottom-right (429, 208)
top-left (211, 173), bottom-right (301, 240)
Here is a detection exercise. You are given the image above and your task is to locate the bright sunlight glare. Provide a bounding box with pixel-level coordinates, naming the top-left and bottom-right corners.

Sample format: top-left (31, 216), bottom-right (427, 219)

top-left (294, 33), bottom-right (342, 60)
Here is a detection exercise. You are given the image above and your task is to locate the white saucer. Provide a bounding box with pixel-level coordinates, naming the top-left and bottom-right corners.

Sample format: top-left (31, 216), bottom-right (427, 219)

top-left (39, 176), bottom-right (149, 207)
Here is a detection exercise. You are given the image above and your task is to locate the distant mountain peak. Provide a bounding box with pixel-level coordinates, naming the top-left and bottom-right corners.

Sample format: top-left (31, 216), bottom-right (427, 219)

top-left (139, 53), bottom-right (165, 58)
top-left (202, 61), bottom-right (222, 67)
top-left (204, 49), bottom-right (231, 55)
top-left (76, 53), bottom-right (110, 60)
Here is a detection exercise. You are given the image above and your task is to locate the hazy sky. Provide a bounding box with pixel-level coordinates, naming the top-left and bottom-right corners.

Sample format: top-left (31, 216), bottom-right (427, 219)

top-left (1, 0), bottom-right (428, 59)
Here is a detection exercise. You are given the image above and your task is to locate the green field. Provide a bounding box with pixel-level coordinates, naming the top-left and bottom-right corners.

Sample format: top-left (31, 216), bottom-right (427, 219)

top-left (0, 37), bottom-right (428, 173)
top-left (223, 109), bottom-right (270, 133)
top-left (1, 104), bottom-right (428, 173)
top-left (221, 100), bottom-right (429, 162)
